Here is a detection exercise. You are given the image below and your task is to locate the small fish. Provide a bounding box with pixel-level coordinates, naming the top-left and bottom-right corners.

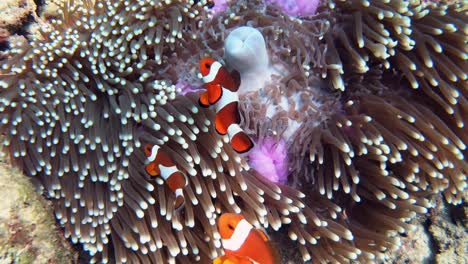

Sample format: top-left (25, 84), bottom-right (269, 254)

top-left (213, 213), bottom-right (277, 264)
top-left (144, 144), bottom-right (187, 210)
top-left (199, 58), bottom-right (254, 154)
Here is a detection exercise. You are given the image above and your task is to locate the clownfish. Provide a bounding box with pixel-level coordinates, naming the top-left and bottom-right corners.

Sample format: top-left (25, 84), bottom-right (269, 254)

top-left (213, 213), bottom-right (277, 264)
top-left (199, 58), bottom-right (254, 154)
top-left (144, 144), bottom-right (187, 210)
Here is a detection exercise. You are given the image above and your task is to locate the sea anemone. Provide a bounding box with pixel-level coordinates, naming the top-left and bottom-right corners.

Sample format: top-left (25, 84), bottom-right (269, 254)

top-left (322, 0), bottom-right (467, 204)
top-left (0, 0), bottom-right (466, 263)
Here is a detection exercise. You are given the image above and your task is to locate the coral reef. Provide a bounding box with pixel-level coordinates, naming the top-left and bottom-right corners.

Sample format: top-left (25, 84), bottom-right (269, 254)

top-left (0, 156), bottom-right (75, 263)
top-left (383, 193), bottom-right (467, 264)
top-left (428, 195), bottom-right (467, 264)
top-left (0, 0), bottom-right (35, 50)
top-left (381, 215), bottom-right (432, 264)
top-left (0, 0), bottom-right (36, 30)
top-left (0, 0), bottom-right (466, 263)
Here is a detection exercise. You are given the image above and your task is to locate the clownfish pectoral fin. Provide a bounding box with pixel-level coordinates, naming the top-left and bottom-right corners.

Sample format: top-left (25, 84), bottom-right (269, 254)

top-left (199, 92), bottom-right (210, 107)
top-left (213, 256), bottom-right (232, 264)
top-left (144, 144), bottom-right (153, 157)
top-left (213, 256), bottom-right (252, 264)
top-left (208, 83), bottom-right (223, 105)
top-left (213, 257), bottom-right (224, 264)
top-left (145, 162), bottom-right (160, 177)
top-left (227, 124), bottom-right (254, 154)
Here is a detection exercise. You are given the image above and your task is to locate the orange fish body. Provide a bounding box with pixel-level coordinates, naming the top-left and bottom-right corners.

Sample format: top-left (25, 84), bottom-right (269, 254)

top-left (144, 144), bottom-right (187, 210)
top-left (214, 213), bottom-right (276, 264)
top-left (199, 58), bottom-right (254, 154)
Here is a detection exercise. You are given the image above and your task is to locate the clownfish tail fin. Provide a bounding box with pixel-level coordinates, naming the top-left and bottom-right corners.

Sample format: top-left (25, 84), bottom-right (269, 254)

top-left (173, 188), bottom-right (185, 210)
top-left (166, 172), bottom-right (187, 210)
top-left (227, 124), bottom-right (254, 154)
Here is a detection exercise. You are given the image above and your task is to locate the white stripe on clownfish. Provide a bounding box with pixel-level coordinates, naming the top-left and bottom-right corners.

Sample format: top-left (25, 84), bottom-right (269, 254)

top-left (227, 123), bottom-right (243, 142)
top-left (215, 87), bottom-right (239, 113)
top-left (174, 188), bottom-right (183, 197)
top-left (221, 219), bottom-right (253, 251)
top-left (202, 61), bottom-right (223, 83)
top-left (158, 164), bottom-right (179, 180)
top-left (147, 145), bottom-right (160, 162)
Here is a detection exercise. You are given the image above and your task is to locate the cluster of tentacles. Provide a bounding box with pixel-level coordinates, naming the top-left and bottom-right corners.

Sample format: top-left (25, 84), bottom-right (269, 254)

top-left (0, 0), bottom-right (466, 263)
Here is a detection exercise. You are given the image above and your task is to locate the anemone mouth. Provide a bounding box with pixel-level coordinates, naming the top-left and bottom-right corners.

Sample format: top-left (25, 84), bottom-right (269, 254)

top-left (224, 26), bottom-right (269, 75)
top-left (225, 33), bottom-right (248, 51)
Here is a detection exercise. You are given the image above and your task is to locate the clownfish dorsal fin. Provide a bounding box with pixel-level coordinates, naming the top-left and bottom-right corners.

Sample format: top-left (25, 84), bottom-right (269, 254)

top-left (231, 70), bottom-right (241, 90)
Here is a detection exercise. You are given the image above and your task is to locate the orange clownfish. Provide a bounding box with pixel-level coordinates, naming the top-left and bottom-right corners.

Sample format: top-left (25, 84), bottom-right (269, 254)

top-left (199, 58), bottom-right (254, 154)
top-left (214, 213), bottom-right (277, 264)
top-left (144, 144), bottom-right (187, 210)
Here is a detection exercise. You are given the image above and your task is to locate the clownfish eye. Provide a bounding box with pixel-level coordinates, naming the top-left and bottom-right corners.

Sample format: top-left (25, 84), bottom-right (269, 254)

top-left (205, 63), bottom-right (211, 69)
top-left (227, 224), bottom-right (235, 230)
